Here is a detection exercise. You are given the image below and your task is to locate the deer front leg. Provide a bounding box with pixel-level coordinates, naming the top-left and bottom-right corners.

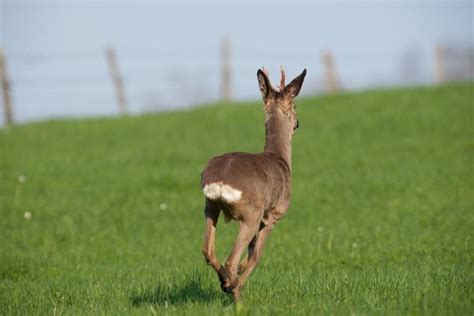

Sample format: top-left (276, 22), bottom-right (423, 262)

top-left (237, 221), bottom-right (274, 288)
top-left (223, 220), bottom-right (260, 301)
top-left (202, 201), bottom-right (227, 289)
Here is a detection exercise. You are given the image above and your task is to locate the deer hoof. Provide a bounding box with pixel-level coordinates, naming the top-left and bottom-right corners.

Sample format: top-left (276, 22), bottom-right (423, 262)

top-left (221, 281), bottom-right (232, 293)
top-left (222, 280), bottom-right (240, 294)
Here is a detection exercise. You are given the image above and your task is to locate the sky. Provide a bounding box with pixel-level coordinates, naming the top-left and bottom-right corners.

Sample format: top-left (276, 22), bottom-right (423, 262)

top-left (1, 0), bottom-right (473, 124)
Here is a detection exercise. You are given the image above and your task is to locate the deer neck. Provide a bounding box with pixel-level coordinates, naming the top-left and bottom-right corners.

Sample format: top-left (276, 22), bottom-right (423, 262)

top-left (264, 114), bottom-right (292, 171)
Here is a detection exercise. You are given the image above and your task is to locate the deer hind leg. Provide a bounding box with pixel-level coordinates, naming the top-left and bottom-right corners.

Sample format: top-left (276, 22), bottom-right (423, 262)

top-left (237, 234), bottom-right (256, 275)
top-left (238, 221), bottom-right (265, 274)
top-left (202, 200), bottom-right (227, 289)
top-left (237, 221), bottom-right (274, 288)
top-left (223, 219), bottom-right (260, 300)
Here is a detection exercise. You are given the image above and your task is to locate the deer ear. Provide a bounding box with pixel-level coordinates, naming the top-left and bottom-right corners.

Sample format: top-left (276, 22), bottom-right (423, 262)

top-left (284, 69), bottom-right (307, 98)
top-left (257, 69), bottom-right (272, 100)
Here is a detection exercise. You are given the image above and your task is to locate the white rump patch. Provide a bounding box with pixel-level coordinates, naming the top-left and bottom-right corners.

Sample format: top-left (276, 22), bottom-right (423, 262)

top-left (203, 182), bottom-right (242, 203)
top-left (203, 183), bottom-right (222, 200)
top-left (220, 184), bottom-right (242, 202)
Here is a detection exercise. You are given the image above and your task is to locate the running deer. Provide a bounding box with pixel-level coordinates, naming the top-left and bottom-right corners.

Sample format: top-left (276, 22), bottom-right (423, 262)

top-left (201, 67), bottom-right (307, 301)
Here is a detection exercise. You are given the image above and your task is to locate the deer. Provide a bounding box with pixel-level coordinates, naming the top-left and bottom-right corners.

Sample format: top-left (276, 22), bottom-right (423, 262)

top-left (201, 67), bottom-right (307, 301)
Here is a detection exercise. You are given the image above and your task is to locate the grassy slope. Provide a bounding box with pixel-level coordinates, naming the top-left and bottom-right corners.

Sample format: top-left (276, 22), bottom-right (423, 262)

top-left (0, 84), bottom-right (472, 315)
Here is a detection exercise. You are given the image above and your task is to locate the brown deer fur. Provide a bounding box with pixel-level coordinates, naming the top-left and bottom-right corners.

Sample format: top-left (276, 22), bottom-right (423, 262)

top-left (201, 67), bottom-right (307, 301)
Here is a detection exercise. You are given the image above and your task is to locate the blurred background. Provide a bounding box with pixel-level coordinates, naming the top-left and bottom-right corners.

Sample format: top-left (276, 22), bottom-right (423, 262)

top-left (0, 0), bottom-right (473, 126)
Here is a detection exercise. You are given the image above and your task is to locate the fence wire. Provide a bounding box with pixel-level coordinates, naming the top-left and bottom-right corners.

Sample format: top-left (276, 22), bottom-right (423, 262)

top-left (1, 44), bottom-right (473, 125)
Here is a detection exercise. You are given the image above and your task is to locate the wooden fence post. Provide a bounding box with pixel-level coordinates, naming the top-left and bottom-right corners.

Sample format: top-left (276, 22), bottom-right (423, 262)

top-left (106, 47), bottom-right (128, 115)
top-left (435, 45), bottom-right (446, 84)
top-left (322, 50), bottom-right (339, 93)
top-left (221, 35), bottom-right (232, 103)
top-left (0, 49), bottom-right (14, 126)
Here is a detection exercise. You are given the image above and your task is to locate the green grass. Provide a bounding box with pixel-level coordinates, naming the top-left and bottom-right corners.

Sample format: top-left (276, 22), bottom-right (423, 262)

top-left (0, 83), bottom-right (472, 315)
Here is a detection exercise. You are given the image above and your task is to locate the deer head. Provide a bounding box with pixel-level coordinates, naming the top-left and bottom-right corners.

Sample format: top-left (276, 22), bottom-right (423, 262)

top-left (257, 67), bottom-right (307, 136)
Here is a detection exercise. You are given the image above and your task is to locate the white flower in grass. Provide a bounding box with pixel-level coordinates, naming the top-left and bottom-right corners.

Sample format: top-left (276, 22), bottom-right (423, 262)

top-left (24, 211), bottom-right (32, 220)
top-left (17, 175), bottom-right (26, 183)
top-left (160, 203), bottom-right (168, 210)
top-left (318, 226), bottom-right (324, 232)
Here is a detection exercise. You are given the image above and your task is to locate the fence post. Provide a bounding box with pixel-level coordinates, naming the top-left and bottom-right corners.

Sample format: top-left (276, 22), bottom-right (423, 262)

top-left (105, 47), bottom-right (128, 115)
top-left (322, 50), bottom-right (339, 93)
top-left (220, 35), bottom-right (232, 103)
top-left (435, 45), bottom-right (446, 84)
top-left (0, 49), bottom-right (13, 126)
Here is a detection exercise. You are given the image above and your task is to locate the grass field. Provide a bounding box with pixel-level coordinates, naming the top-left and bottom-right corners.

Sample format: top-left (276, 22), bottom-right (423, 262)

top-left (0, 84), bottom-right (472, 315)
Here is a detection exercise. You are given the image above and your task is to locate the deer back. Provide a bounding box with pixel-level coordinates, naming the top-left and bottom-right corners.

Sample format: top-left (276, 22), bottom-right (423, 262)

top-left (201, 152), bottom-right (291, 220)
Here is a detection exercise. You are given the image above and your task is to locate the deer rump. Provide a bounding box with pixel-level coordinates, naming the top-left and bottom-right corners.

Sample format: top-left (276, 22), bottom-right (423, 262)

top-left (201, 151), bottom-right (290, 223)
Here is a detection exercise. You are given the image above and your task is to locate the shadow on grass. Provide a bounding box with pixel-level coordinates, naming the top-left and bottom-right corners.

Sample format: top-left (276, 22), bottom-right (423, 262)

top-left (130, 271), bottom-right (226, 307)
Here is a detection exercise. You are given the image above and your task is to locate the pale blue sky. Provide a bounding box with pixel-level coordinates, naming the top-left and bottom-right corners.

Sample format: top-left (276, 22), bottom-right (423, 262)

top-left (1, 0), bottom-right (473, 123)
